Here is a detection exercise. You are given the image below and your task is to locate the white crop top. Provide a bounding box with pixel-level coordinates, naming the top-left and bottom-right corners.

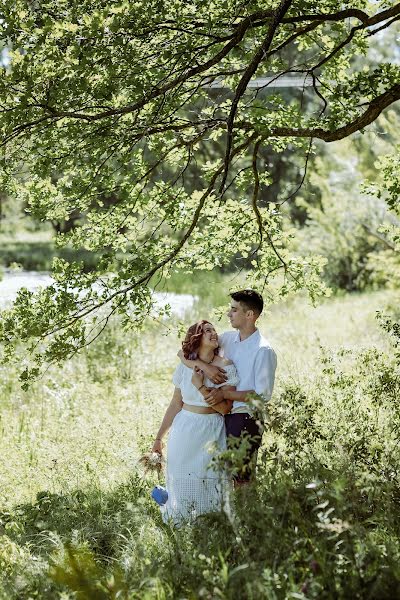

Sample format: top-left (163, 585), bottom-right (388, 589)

top-left (172, 363), bottom-right (239, 407)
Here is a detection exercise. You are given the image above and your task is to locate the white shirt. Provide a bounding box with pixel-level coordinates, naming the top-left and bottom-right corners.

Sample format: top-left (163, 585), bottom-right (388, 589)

top-left (219, 329), bottom-right (277, 415)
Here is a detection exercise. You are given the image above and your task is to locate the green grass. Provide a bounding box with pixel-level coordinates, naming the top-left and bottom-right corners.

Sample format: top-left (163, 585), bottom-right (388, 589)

top-left (0, 288), bottom-right (399, 598)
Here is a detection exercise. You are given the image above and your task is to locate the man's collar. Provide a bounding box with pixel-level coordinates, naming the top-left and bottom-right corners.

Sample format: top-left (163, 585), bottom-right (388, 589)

top-left (234, 328), bottom-right (259, 343)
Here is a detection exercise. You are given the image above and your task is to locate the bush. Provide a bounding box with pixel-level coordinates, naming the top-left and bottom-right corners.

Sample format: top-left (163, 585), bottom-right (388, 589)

top-left (294, 193), bottom-right (395, 292)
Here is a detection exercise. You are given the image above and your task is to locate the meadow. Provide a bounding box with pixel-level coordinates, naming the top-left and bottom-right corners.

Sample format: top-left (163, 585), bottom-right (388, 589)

top-left (0, 277), bottom-right (399, 599)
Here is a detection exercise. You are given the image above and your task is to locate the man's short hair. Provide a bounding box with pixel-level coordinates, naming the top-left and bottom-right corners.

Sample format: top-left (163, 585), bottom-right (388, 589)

top-left (230, 289), bottom-right (264, 316)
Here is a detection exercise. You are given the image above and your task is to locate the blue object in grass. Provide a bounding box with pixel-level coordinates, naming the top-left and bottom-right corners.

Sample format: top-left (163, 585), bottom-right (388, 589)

top-left (151, 486), bottom-right (168, 506)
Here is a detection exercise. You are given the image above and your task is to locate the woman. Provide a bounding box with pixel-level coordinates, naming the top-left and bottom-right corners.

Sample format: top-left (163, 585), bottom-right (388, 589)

top-left (152, 320), bottom-right (238, 525)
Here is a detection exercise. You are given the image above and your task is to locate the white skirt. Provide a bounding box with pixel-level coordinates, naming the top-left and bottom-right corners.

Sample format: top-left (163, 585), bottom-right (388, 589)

top-left (162, 409), bottom-right (229, 525)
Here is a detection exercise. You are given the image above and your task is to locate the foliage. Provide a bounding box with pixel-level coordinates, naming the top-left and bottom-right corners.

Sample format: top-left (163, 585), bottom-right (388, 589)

top-left (290, 107), bottom-right (400, 292)
top-left (363, 142), bottom-right (400, 289)
top-left (0, 1), bottom-right (399, 374)
top-left (0, 235), bottom-right (102, 271)
top-left (0, 290), bottom-right (400, 598)
top-left (294, 191), bottom-right (392, 291)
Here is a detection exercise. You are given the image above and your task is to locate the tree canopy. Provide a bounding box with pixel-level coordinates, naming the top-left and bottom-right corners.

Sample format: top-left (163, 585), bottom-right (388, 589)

top-left (0, 0), bottom-right (399, 380)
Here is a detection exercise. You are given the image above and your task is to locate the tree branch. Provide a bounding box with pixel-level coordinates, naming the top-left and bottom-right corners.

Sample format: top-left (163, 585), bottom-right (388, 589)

top-left (235, 83), bottom-right (400, 142)
top-left (43, 133), bottom-right (257, 337)
top-left (30, 16), bottom-right (254, 124)
top-left (361, 224), bottom-right (396, 251)
top-left (251, 139), bottom-right (263, 243)
top-left (219, 0), bottom-right (294, 193)
top-left (248, 4), bottom-right (400, 27)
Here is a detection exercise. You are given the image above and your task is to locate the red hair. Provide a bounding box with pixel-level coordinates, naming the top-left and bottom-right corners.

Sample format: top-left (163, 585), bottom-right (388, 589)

top-left (182, 320), bottom-right (219, 360)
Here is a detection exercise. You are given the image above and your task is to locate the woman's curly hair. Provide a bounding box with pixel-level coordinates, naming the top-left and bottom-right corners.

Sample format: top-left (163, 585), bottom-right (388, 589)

top-left (182, 320), bottom-right (219, 360)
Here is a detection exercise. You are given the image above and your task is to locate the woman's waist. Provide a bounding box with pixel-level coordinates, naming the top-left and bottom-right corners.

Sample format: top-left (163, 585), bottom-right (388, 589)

top-left (182, 403), bottom-right (216, 415)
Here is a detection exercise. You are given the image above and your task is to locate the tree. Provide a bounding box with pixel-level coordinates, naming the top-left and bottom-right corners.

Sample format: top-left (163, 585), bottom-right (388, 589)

top-left (0, 0), bottom-right (399, 380)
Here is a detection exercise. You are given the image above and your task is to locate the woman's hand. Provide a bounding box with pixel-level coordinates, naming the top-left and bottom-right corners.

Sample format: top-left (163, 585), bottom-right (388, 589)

top-left (205, 388), bottom-right (225, 406)
top-left (191, 365), bottom-right (204, 389)
top-left (151, 439), bottom-right (163, 455)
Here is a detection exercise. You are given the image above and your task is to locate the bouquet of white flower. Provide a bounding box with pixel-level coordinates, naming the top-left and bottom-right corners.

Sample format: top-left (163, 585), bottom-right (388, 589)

top-left (138, 451), bottom-right (165, 474)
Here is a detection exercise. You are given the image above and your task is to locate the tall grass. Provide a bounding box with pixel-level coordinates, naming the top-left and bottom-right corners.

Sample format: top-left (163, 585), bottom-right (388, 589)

top-left (0, 288), bottom-right (399, 598)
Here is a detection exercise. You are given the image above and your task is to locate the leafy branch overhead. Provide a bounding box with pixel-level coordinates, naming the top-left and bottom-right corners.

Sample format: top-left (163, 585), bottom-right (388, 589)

top-left (0, 0), bottom-right (399, 374)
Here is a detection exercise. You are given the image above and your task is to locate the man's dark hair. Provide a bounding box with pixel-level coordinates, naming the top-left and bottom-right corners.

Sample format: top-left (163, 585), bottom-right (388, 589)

top-left (230, 289), bottom-right (264, 316)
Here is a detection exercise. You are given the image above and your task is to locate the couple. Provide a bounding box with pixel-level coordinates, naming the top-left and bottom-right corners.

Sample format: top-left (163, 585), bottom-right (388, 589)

top-left (152, 289), bottom-right (277, 525)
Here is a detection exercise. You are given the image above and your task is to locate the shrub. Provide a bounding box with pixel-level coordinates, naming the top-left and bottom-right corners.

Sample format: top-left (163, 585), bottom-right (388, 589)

top-left (294, 193), bottom-right (393, 292)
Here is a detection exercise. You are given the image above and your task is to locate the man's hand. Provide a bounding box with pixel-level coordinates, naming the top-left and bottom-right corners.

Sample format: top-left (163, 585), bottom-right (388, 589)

top-left (202, 363), bottom-right (228, 385)
top-left (177, 349), bottom-right (228, 384)
top-left (205, 388), bottom-right (225, 406)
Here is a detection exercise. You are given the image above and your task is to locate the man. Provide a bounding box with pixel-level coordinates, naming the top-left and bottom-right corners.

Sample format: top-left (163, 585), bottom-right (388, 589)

top-left (182, 289), bottom-right (277, 484)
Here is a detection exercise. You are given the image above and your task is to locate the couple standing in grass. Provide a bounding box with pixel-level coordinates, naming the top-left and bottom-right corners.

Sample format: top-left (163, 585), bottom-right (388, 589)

top-left (152, 289), bottom-right (277, 525)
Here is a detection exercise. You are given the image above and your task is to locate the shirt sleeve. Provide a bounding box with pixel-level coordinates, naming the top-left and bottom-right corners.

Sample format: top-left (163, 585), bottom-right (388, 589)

top-left (254, 347), bottom-right (277, 401)
top-left (172, 363), bottom-right (184, 389)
